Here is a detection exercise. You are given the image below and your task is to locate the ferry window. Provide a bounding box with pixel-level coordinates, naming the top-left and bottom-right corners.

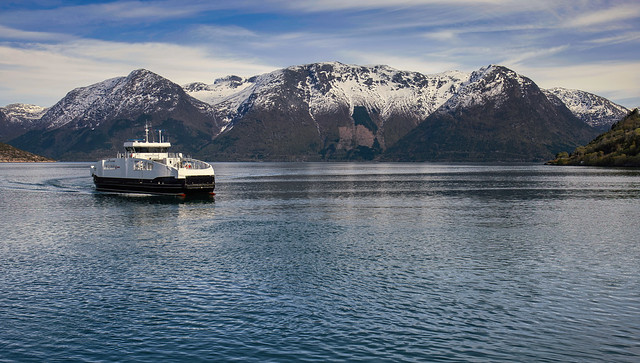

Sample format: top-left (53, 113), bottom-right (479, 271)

top-left (126, 147), bottom-right (167, 153)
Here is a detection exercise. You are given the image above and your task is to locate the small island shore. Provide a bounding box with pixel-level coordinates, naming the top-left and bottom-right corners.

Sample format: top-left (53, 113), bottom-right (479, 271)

top-left (0, 142), bottom-right (54, 163)
top-left (547, 109), bottom-right (640, 167)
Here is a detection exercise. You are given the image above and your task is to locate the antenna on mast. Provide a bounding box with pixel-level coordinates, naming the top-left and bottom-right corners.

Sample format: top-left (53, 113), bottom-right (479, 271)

top-left (144, 122), bottom-right (150, 143)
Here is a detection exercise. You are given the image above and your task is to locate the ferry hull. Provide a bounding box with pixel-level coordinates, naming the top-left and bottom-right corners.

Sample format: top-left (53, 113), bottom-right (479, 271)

top-left (93, 175), bottom-right (214, 196)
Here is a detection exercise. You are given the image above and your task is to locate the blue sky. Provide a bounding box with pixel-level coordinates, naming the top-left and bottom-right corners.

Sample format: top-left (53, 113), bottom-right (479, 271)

top-left (1, 0), bottom-right (639, 108)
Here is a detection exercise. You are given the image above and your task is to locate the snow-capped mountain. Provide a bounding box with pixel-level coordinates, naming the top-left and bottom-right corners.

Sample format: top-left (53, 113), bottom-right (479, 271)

top-left (186, 62), bottom-right (471, 159)
top-left (385, 65), bottom-right (599, 161)
top-left (186, 62), bottom-right (469, 134)
top-left (543, 87), bottom-right (629, 130)
top-left (1, 62), bottom-right (629, 161)
top-left (40, 69), bottom-right (217, 130)
top-left (1, 103), bottom-right (48, 124)
top-left (10, 69), bottom-right (220, 160)
top-left (440, 65), bottom-right (539, 109)
top-left (0, 104), bottom-right (48, 141)
top-left (183, 75), bottom-right (255, 107)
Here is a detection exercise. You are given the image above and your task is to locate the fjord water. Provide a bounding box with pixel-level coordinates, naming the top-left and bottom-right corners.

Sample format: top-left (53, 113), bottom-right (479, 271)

top-left (1, 162), bottom-right (639, 362)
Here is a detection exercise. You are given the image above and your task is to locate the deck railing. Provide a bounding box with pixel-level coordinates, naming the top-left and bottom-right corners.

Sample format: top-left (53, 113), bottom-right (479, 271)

top-left (114, 152), bottom-right (211, 170)
top-left (180, 158), bottom-right (211, 170)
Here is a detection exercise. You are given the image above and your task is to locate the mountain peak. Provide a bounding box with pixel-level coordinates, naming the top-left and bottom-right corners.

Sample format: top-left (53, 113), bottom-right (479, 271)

top-left (213, 75), bottom-right (245, 87)
top-left (441, 65), bottom-right (536, 110)
top-left (543, 87), bottom-right (629, 130)
top-left (385, 65), bottom-right (598, 162)
top-left (38, 68), bottom-right (195, 130)
top-left (2, 103), bottom-right (48, 121)
top-left (3, 62), bottom-right (627, 162)
top-left (127, 68), bottom-right (159, 78)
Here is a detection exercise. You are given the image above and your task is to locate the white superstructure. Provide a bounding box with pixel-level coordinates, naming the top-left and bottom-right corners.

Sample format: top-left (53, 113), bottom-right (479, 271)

top-left (90, 124), bottom-right (215, 195)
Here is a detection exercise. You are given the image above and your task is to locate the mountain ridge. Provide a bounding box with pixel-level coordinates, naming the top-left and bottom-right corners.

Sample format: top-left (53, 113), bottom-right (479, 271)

top-left (0, 63), bottom-right (629, 161)
top-left (384, 66), bottom-right (597, 161)
top-left (543, 87), bottom-right (629, 130)
top-left (8, 69), bottom-right (221, 160)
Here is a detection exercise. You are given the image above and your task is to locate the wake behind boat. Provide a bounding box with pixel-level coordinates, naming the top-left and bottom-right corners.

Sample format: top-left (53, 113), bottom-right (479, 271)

top-left (90, 124), bottom-right (214, 196)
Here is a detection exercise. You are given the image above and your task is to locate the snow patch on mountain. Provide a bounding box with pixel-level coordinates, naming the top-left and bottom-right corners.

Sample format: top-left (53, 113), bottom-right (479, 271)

top-left (543, 87), bottom-right (629, 129)
top-left (1, 103), bottom-right (48, 125)
top-left (186, 62), bottom-right (471, 130)
top-left (183, 75), bottom-right (255, 106)
top-left (441, 65), bottom-right (536, 110)
top-left (41, 69), bottom-right (203, 129)
top-left (4, 63), bottom-right (627, 145)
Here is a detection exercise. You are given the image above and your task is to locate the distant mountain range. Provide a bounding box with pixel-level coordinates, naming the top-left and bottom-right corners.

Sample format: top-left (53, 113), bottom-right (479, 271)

top-left (0, 103), bottom-right (48, 141)
top-left (0, 62), bottom-right (631, 161)
top-left (543, 87), bottom-right (629, 131)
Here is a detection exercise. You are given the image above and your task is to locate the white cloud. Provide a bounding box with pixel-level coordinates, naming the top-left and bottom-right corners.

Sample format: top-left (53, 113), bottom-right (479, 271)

top-left (191, 25), bottom-right (259, 40)
top-left (0, 25), bottom-right (72, 42)
top-left (98, 1), bottom-right (198, 20)
top-left (500, 45), bottom-right (569, 67)
top-left (586, 31), bottom-right (640, 45)
top-left (566, 4), bottom-right (640, 28)
top-left (423, 30), bottom-right (458, 41)
top-left (0, 40), bottom-right (276, 106)
top-left (517, 62), bottom-right (640, 107)
top-left (275, 0), bottom-right (514, 12)
top-left (0, 1), bottom-right (231, 28)
top-left (338, 51), bottom-right (463, 75)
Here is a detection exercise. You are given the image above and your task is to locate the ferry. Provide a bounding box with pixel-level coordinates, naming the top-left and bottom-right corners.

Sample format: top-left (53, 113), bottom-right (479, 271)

top-left (90, 124), bottom-right (215, 196)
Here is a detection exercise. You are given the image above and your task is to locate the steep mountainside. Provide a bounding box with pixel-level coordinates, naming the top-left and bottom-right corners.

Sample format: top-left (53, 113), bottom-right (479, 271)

top-left (384, 66), bottom-right (600, 161)
top-left (10, 69), bottom-right (220, 160)
top-left (0, 104), bottom-right (48, 141)
top-left (1, 63), bottom-right (626, 162)
top-left (547, 108), bottom-right (640, 166)
top-left (188, 62), bottom-right (470, 160)
top-left (543, 88), bottom-right (629, 130)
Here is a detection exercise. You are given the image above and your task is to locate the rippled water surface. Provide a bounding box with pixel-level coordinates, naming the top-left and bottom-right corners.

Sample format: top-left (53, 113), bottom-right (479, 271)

top-left (1, 162), bottom-right (639, 362)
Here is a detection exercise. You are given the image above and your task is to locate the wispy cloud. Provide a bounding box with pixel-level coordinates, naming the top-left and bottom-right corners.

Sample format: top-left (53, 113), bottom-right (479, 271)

top-left (566, 3), bottom-right (640, 28)
top-left (191, 25), bottom-right (259, 40)
top-left (0, 39), bottom-right (276, 106)
top-left (501, 45), bottom-right (569, 67)
top-left (273, 0), bottom-right (515, 12)
top-left (0, 0), bottom-right (638, 107)
top-left (518, 61), bottom-right (640, 104)
top-left (338, 50), bottom-right (463, 75)
top-left (0, 1), bottom-right (239, 31)
top-left (586, 31), bottom-right (640, 45)
top-left (0, 25), bottom-right (72, 42)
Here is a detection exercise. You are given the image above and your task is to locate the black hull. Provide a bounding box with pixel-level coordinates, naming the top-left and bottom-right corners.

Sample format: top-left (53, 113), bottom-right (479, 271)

top-left (93, 175), bottom-right (214, 196)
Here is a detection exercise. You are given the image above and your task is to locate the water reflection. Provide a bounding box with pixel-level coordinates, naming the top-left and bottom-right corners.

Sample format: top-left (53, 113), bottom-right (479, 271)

top-left (2, 162), bottom-right (640, 362)
top-left (90, 193), bottom-right (216, 230)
